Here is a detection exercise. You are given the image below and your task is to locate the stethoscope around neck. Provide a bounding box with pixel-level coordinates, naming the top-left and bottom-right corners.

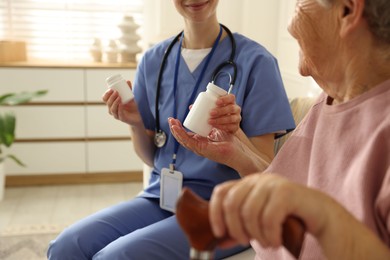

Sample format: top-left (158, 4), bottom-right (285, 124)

top-left (154, 24), bottom-right (237, 148)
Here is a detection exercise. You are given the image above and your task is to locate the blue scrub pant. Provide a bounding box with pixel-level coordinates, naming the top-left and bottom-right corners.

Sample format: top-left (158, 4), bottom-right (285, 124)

top-left (47, 196), bottom-right (247, 259)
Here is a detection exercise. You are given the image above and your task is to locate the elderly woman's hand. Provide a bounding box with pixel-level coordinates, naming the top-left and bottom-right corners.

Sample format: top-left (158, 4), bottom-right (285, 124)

top-left (102, 81), bottom-right (142, 127)
top-left (209, 173), bottom-right (390, 259)
top-left (208, 94), bottom-right (241, 134)
top-left (209, 174), bottom-right (317, 247)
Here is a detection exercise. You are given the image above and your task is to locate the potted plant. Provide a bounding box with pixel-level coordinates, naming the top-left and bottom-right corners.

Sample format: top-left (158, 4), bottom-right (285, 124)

top-left (0, 90), bottom-right (47, 200)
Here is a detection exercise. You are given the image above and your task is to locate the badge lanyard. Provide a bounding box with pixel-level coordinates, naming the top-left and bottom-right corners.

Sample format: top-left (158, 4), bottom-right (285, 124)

top-left (170, 25), bottom-right (223, 170)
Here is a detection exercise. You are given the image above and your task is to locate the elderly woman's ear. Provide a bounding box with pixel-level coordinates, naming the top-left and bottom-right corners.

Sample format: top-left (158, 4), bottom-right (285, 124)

top-left (343, 5), bottom-right (351, 16)
top-left (340, 0), bottom-right (365, 37)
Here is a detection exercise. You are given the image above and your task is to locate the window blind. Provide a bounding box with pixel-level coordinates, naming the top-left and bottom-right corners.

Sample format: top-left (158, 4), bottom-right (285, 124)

top-left (0, 0), bottom-right (144, 61)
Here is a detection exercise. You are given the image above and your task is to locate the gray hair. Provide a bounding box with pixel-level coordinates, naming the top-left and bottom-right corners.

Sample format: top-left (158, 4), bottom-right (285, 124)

top-left (318, 0), bottom-right (390, 44)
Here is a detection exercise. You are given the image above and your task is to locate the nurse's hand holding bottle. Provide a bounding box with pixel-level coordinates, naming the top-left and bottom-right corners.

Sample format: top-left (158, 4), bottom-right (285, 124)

top-left (169, 92), bottom-right (241, 139)
top-left (102, 80), bottom-right (143, 128)
top-left (169, 93), bottom-right (265, 175)
top-left (208, 94), bottom-right (242, 134)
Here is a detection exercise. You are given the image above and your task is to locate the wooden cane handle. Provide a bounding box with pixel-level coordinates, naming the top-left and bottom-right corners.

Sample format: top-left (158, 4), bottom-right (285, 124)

top-left (176, 187), bottom-right (305, 258)
top-left (176, 188), bottom-right (217, 252)
top-left (282, 216), bottom-right (305, 258)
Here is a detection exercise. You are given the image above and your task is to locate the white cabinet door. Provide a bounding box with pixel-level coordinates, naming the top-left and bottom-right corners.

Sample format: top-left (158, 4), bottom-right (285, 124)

top-left (1, 68), bottom-right (87, 175)
top-left (0, 68), bottom-right (84, 102)
top-left (6, 106), bottom-right (85, 138)
top-left (86, 106), bottom-right (131, 137)
top-left (85, 69), bottom-right (142, 173)
top-left (5, 143), bottom-right (86, 175)
top-left (87, 141), bottom-right (143, 173)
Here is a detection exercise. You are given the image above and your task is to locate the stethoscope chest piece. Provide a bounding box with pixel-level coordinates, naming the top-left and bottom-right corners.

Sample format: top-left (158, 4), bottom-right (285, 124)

top-left (154, 130), bottom-right (167, 148)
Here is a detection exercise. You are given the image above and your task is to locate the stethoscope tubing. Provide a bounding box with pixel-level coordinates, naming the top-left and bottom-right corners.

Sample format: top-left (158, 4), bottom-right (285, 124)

top-left (155, 31), bottom-right (183, 134)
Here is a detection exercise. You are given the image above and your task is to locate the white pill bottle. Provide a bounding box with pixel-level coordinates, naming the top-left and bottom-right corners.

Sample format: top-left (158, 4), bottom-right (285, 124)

top-left (183, 82), bottom-right (227, 137)
top-left (106, 74), bottom-right (134, 104)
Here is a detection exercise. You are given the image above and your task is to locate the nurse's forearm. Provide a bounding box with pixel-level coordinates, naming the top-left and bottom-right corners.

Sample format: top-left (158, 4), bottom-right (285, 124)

top-left (130, 125), bottom-right (155, 167)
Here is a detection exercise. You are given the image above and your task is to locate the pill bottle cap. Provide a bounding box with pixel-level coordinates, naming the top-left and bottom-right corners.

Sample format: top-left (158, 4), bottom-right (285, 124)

top-left (106, 74), bottom-right (124, 86)
top-left (207, 82), bottom-right (227, 96)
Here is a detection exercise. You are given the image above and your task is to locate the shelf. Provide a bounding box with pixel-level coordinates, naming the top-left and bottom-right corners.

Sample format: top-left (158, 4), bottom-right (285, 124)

top-left (0, 59), bottom-right (137, 69)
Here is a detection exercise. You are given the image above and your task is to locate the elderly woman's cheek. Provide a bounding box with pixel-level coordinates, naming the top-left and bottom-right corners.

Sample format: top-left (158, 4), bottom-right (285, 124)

top-left (298, 51), bottom-right (313, 77)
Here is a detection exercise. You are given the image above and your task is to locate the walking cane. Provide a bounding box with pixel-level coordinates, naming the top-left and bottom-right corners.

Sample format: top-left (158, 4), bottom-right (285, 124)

top-left (176, 187), bottom-right (305, 260)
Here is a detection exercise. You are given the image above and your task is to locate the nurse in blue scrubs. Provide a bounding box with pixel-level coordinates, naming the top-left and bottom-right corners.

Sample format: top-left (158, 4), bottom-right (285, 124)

top-left (47, 0), bottom-right (295, 259)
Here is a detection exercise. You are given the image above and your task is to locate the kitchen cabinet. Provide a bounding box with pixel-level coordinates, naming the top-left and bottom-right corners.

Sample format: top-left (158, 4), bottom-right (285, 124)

top-left (0, 64), bottom-right (143, 184)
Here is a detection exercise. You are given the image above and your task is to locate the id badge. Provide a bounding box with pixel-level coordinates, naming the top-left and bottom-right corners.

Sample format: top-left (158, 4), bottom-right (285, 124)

top-left (160, 167), bottom-right (183, 213)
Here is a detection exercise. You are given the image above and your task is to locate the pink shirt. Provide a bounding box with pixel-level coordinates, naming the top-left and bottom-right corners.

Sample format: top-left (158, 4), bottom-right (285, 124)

top-left (253, 79), bottom-right (390, 259)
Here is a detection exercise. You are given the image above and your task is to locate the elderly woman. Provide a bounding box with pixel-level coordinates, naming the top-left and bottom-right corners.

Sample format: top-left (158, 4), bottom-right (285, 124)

top-left (169, 0), bottom-right (390, 258)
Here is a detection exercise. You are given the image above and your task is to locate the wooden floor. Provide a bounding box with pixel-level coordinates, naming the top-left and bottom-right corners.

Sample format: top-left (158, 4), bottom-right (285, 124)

top-left (0, 182), bottom-right (256, 260)
top-left (0, 182), bottom-right (143, 235)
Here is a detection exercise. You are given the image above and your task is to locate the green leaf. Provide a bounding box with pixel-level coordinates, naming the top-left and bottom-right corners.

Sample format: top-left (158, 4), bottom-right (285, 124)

top-left (0, 154), bottom-right (26, 167)
top-left (7, 154), bottom-right (26, 167)
top-left (4, 112), bottom-right (16, 135)
top-left (0, 93), bottom-right (14, 104)
top-left (0, 89), bottom-right (47, 168)
top-left (0, 112), bottom-right (16, 147)
top-left (0, 90), bottom-right (48, 105)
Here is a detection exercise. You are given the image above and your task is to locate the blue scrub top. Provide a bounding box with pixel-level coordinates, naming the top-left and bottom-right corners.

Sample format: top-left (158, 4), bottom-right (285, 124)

top-left (133, 33), bottom-right (295, 200)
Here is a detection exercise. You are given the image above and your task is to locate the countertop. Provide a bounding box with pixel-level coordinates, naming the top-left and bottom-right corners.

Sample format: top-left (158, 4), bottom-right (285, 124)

top-left (0, 60), bottom-right (137, 69)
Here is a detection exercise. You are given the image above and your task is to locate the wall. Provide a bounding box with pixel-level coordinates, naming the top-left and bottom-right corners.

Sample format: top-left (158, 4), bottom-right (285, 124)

top-left (241, 0), bottom-right (279, 56)
top-left (241, 0), bottom-right (320, 98)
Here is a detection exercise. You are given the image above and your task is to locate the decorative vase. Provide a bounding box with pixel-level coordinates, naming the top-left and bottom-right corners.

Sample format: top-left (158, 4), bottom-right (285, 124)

top-left (117, 15), bottom-right (142, 63)
top-left (90, 38), bottom-right (103, 62)
top-left (105, 39), bottom-right (119, 63)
